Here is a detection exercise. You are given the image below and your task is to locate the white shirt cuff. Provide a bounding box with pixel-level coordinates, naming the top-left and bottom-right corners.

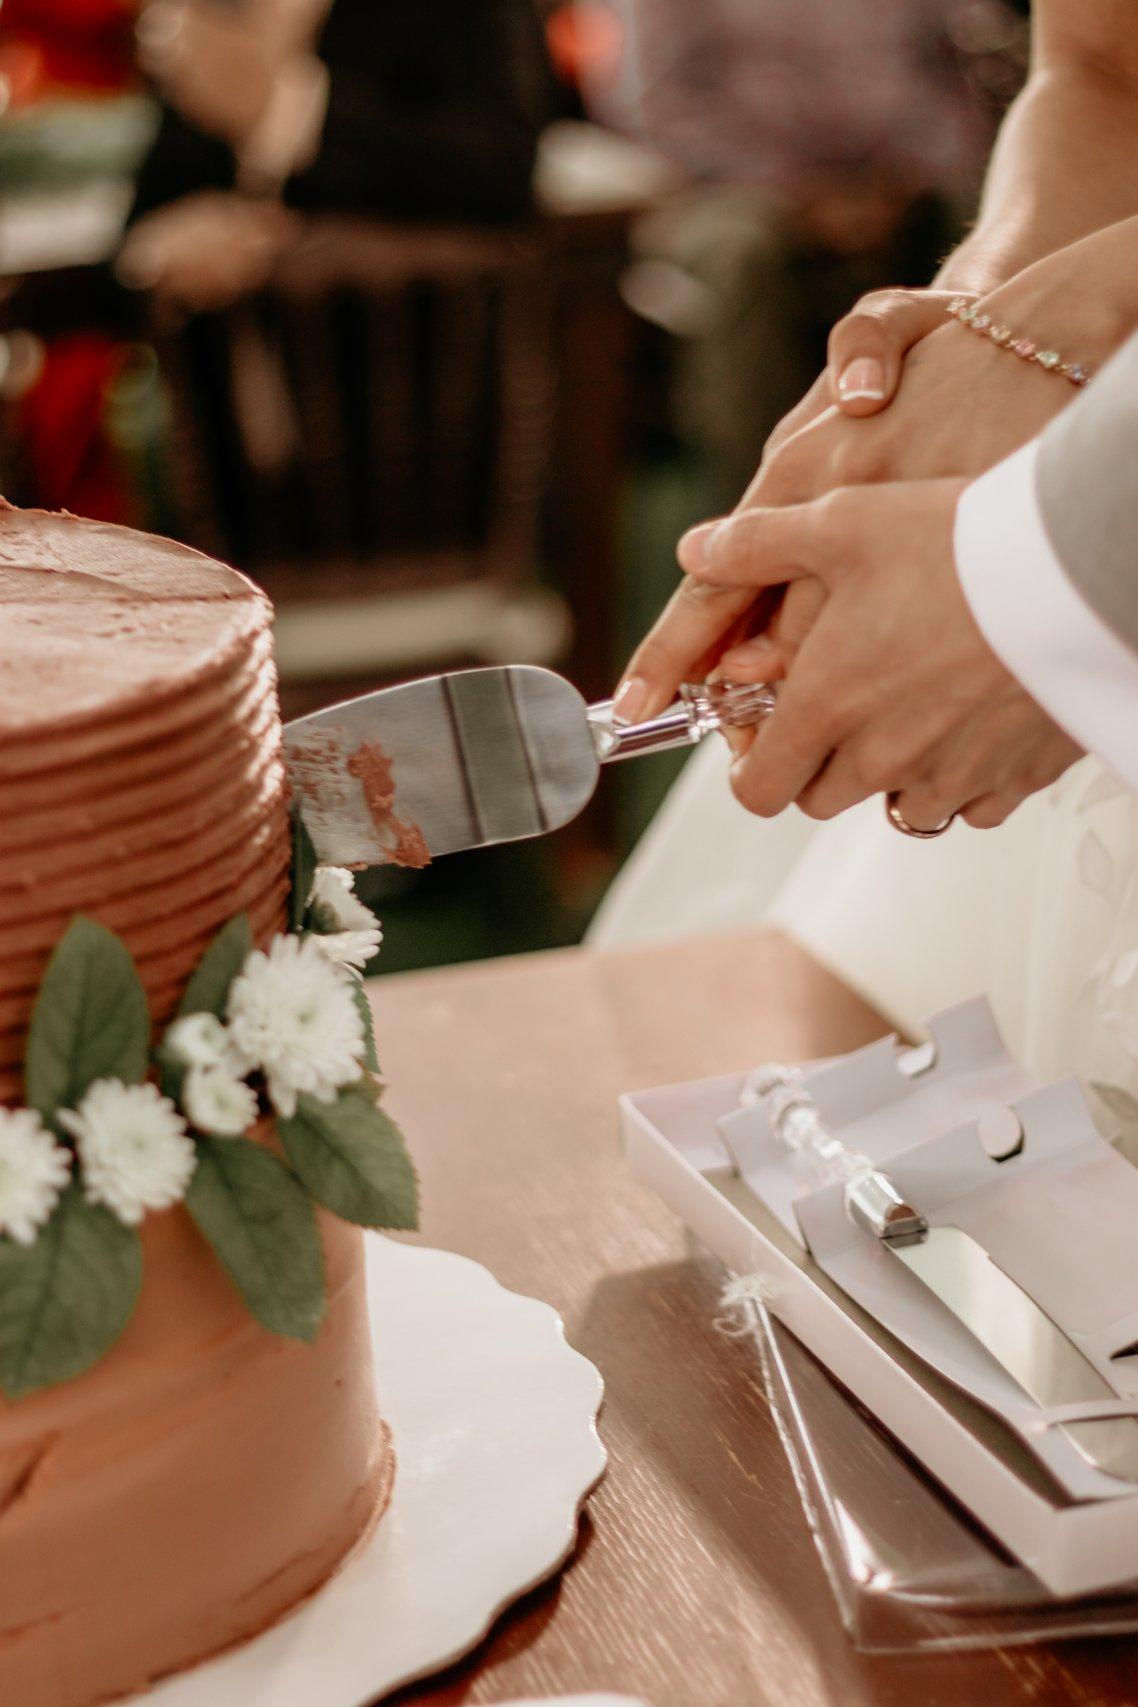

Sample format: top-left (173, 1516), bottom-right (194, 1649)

top-left (954, 438), bottom-right (1138, 792)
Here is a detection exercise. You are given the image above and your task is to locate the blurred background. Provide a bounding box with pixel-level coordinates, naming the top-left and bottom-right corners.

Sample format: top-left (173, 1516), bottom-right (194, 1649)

top-left (0, 0), bottom-right (1029, 973)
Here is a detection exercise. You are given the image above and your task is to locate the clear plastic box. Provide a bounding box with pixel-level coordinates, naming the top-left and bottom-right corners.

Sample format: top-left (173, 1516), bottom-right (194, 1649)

top-left (744, 1296), bottom-right (1138, 1652)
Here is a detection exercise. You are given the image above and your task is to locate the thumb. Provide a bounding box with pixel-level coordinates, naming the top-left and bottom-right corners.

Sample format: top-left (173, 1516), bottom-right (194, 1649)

top-left (828, 289), bottom-right (974, 417)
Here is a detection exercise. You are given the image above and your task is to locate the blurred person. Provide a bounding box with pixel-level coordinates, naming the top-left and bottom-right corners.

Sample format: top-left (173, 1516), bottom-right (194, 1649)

top-left (588, 0), bottom-right (996, 191)
top-left (118, 0), bottom-right (552, 311)
top-left (579, 0), bottom-right (1020, 497)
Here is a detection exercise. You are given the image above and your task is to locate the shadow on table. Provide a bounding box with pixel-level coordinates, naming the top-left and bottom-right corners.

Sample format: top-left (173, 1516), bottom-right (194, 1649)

top-left (572, 1250), bottom-right (834, 1608)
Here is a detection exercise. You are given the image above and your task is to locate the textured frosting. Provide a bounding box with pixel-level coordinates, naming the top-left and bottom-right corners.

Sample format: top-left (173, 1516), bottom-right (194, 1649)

top-left (0, 508), bottom-right (391, 1704)
top-left (0, 1203), bottom-right (390, 1707)
top-left (0, 504), bottom-right (292, 1098)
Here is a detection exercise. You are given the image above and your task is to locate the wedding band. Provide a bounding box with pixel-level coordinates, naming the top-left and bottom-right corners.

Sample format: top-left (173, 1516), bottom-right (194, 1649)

top-left (885, 792), bottom-right (956, 839)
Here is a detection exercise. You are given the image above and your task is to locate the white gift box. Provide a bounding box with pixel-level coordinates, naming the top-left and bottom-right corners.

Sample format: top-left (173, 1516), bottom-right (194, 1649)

top-left (621, 997), bottom-right (1138, 1599)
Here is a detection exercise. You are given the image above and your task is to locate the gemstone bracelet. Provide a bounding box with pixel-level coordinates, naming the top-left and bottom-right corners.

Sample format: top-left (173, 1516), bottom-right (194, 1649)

top-left (946, 296), bottom-right (1091, 387)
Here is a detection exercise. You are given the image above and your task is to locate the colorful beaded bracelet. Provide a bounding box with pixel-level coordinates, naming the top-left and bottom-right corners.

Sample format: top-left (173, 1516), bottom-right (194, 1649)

top-left (946, 296), bottom-right (1091, 387)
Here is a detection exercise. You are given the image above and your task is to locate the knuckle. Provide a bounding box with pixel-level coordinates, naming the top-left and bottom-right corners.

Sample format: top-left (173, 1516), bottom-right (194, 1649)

top-left (961, 797), bottom-right (1009, 830)
top-left (796, 783), bottom-right (842, 822)
top-left (730, 764), bottom-right (782, 819)
top-left (757, 444), bottom-right (806, 507)
top-left (848, 743), bottom-right (893, 796)
top-left (797, 709), bottom-right (841, 759)
top-left (825, 435), bottom-right (872, 489)
top-left (828, 291), bottom-right (910, 349)
top-left (810, 487), bottom-right (857, 559)
top-left (935, 763), bottom-right (976, 804)
top-left (733, 778), bottom-right (778, 822)
top-left (812, 484), bottom-right (846, 524)
top-left (827, 306), bottom-right (883, 355)
top-left (677, 568), bottom-right (736, 603)
top-left (774, 594), bottom-right (819, 658)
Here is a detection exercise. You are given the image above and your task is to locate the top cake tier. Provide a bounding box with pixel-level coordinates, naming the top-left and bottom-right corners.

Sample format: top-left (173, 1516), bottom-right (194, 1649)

top-left (0, 506), bottom-right (291, 1103)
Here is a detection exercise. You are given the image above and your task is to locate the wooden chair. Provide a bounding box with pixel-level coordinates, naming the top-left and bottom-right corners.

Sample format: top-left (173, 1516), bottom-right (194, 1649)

top-left (156, 217), bottom-right (568, 715)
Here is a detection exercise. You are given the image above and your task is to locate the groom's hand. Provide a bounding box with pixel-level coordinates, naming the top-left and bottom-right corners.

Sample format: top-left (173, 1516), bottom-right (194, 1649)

top-left (679, 478), bottom-right (1082, 830)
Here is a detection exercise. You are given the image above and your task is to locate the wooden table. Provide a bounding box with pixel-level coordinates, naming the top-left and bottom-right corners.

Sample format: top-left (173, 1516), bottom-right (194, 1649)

top-left (372, 930), bottom-right (1133, 1706)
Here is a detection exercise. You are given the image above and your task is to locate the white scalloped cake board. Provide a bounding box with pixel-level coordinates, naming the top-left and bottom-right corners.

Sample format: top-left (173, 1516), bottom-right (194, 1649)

top-left (130, 1237), bottom-right (607, 1707)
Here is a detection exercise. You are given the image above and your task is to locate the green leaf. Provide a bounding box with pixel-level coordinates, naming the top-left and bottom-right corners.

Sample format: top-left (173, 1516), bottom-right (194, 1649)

top-left (353, 982), bottom-right (381, 1074)
top-left (25, 916), bottom-right (150, 1121)
top-left (179, 913), bottom-right (254, 1020)
top-left (0, 1183), bottom-right (142, 1398)
top-left (291, 811), bottom-right (318, 932)
top-left (279, 1087), bottom-right (419, 1230)
top-left (187, 1138), bottom-right (326, 1341)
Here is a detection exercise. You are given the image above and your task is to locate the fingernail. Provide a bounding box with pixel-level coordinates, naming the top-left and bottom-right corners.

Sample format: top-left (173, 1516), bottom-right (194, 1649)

top-left (612, 676), bottom-right (648, 725)
top-left (677, 520), bottom-right (721, 572)
top-left (837, 357), bottom-right (885, 401)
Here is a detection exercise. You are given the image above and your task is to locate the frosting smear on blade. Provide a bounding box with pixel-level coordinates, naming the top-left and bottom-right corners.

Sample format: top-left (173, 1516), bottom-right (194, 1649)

top-left (347, 740), bottom-right (432, 870)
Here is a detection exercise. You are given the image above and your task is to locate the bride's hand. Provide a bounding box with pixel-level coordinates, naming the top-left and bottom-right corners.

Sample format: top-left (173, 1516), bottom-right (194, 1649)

top-left (827, 287), bottom-right (973, 417)
top-left (615, 218), bottom-right (1138, 724)
top-left (746, 283), bottom-right (967, 465)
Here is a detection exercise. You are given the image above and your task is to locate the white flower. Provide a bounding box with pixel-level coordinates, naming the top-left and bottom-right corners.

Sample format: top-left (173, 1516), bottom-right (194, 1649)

top-left (59, 1080), bottom-right (197, 1226)
top-left (309, 866), bottom-right (377, 932)
top-left (308, 867), bottom-right (382, 972)
top-left (164, 1011), bottom-right (253, 1077)
top-left (227, 934), bottom-right (366, 1118)
top-left (183, 1065), bottom-right (259, 1137)
top-left (0, 1108), bottom-right (72, 1246)
top-left (164, 1012), bottom-right (230, 1069)
top-left (313, 930), bottom-right (383, 975)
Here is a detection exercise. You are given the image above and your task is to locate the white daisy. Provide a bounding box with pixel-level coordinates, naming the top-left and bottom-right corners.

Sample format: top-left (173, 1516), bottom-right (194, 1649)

top-left (309, 866), bottom-right (378, 933)
top-left (308, 867), bottom-right (382, 972)
top-left (183, 1065), bottom-right (259, 1137)
top-left (59, 1080), bottom-right (197, 1226)
top-left (0, 1107), bottom-right (72, 1246)
top-left (164, 1011), bottom-right (253, 1078)
top-left (312, 930), bottom-right (383, 975)
top-left (164, 1012), bottom-right (230, 1069)
top-left (227, 934), bottom-right (366, 1118)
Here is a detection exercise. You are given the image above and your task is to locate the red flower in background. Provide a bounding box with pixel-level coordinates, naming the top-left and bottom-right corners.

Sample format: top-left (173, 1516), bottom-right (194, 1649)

top-left (0, 0), bottom-right (142, 101)
top-left (19, 335), bottom-right (132, 522)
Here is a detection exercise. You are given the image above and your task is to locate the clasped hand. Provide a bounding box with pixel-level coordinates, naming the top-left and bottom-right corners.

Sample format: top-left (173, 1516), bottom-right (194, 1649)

top-left (617, 225), bottom-right (1138, 830)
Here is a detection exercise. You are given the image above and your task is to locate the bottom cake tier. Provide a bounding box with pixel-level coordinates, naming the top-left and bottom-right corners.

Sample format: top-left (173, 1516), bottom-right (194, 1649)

top-left (0, 1205), bottom-right (390, 1707)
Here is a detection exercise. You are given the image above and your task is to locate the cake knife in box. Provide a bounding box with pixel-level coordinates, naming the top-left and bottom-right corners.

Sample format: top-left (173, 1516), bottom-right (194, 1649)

top-left (284, 665), bottom-right (774, 867)
top-left (752, 1067), bottom-right (1138, 1485)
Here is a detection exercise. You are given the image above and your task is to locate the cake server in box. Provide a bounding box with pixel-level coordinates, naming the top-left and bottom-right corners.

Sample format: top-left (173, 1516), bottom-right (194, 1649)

top-left (284, 665), bottom-right (773, 866)
top-left (748, 1065), bottom-right (1138, 1486)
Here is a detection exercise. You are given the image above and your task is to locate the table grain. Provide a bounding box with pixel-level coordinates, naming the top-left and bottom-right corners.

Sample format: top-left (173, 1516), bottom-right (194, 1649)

top-left (370, 929), bottom-right (1130, 1707)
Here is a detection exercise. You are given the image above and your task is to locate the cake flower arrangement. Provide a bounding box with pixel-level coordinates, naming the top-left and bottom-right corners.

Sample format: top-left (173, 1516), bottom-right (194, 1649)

top-left (0, 816), bottom-right (417, 1399)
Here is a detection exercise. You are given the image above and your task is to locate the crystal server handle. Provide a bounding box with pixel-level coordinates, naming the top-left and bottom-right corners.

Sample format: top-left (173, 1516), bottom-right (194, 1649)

top-left (748, 1064), bottom-right (928, 1244)
top-left (588, 679), bottom-right (776, 763)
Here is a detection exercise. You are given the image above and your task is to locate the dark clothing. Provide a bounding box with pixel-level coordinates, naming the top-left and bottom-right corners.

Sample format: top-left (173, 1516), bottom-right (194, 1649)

top-left (130, 0), bottom-right (552, 225)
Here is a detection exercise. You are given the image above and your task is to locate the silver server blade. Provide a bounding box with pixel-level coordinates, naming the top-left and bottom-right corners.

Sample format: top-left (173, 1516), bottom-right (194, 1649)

top-left (892, 1226), bottom-right (1138, 1483)
top-left (284, 665), bottom-right (600, 867)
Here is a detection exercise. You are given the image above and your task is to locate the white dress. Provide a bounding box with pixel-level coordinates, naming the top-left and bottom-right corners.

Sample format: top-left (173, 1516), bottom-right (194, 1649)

top-left (590, 741), bottom-right (1138, 1137)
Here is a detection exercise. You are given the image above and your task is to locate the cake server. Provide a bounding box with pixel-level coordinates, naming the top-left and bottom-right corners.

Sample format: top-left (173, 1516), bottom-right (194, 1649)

top-left (753, 1066), bottom-right (1138, 1485)
top-left (284, 665), bottom-right (774, 867)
